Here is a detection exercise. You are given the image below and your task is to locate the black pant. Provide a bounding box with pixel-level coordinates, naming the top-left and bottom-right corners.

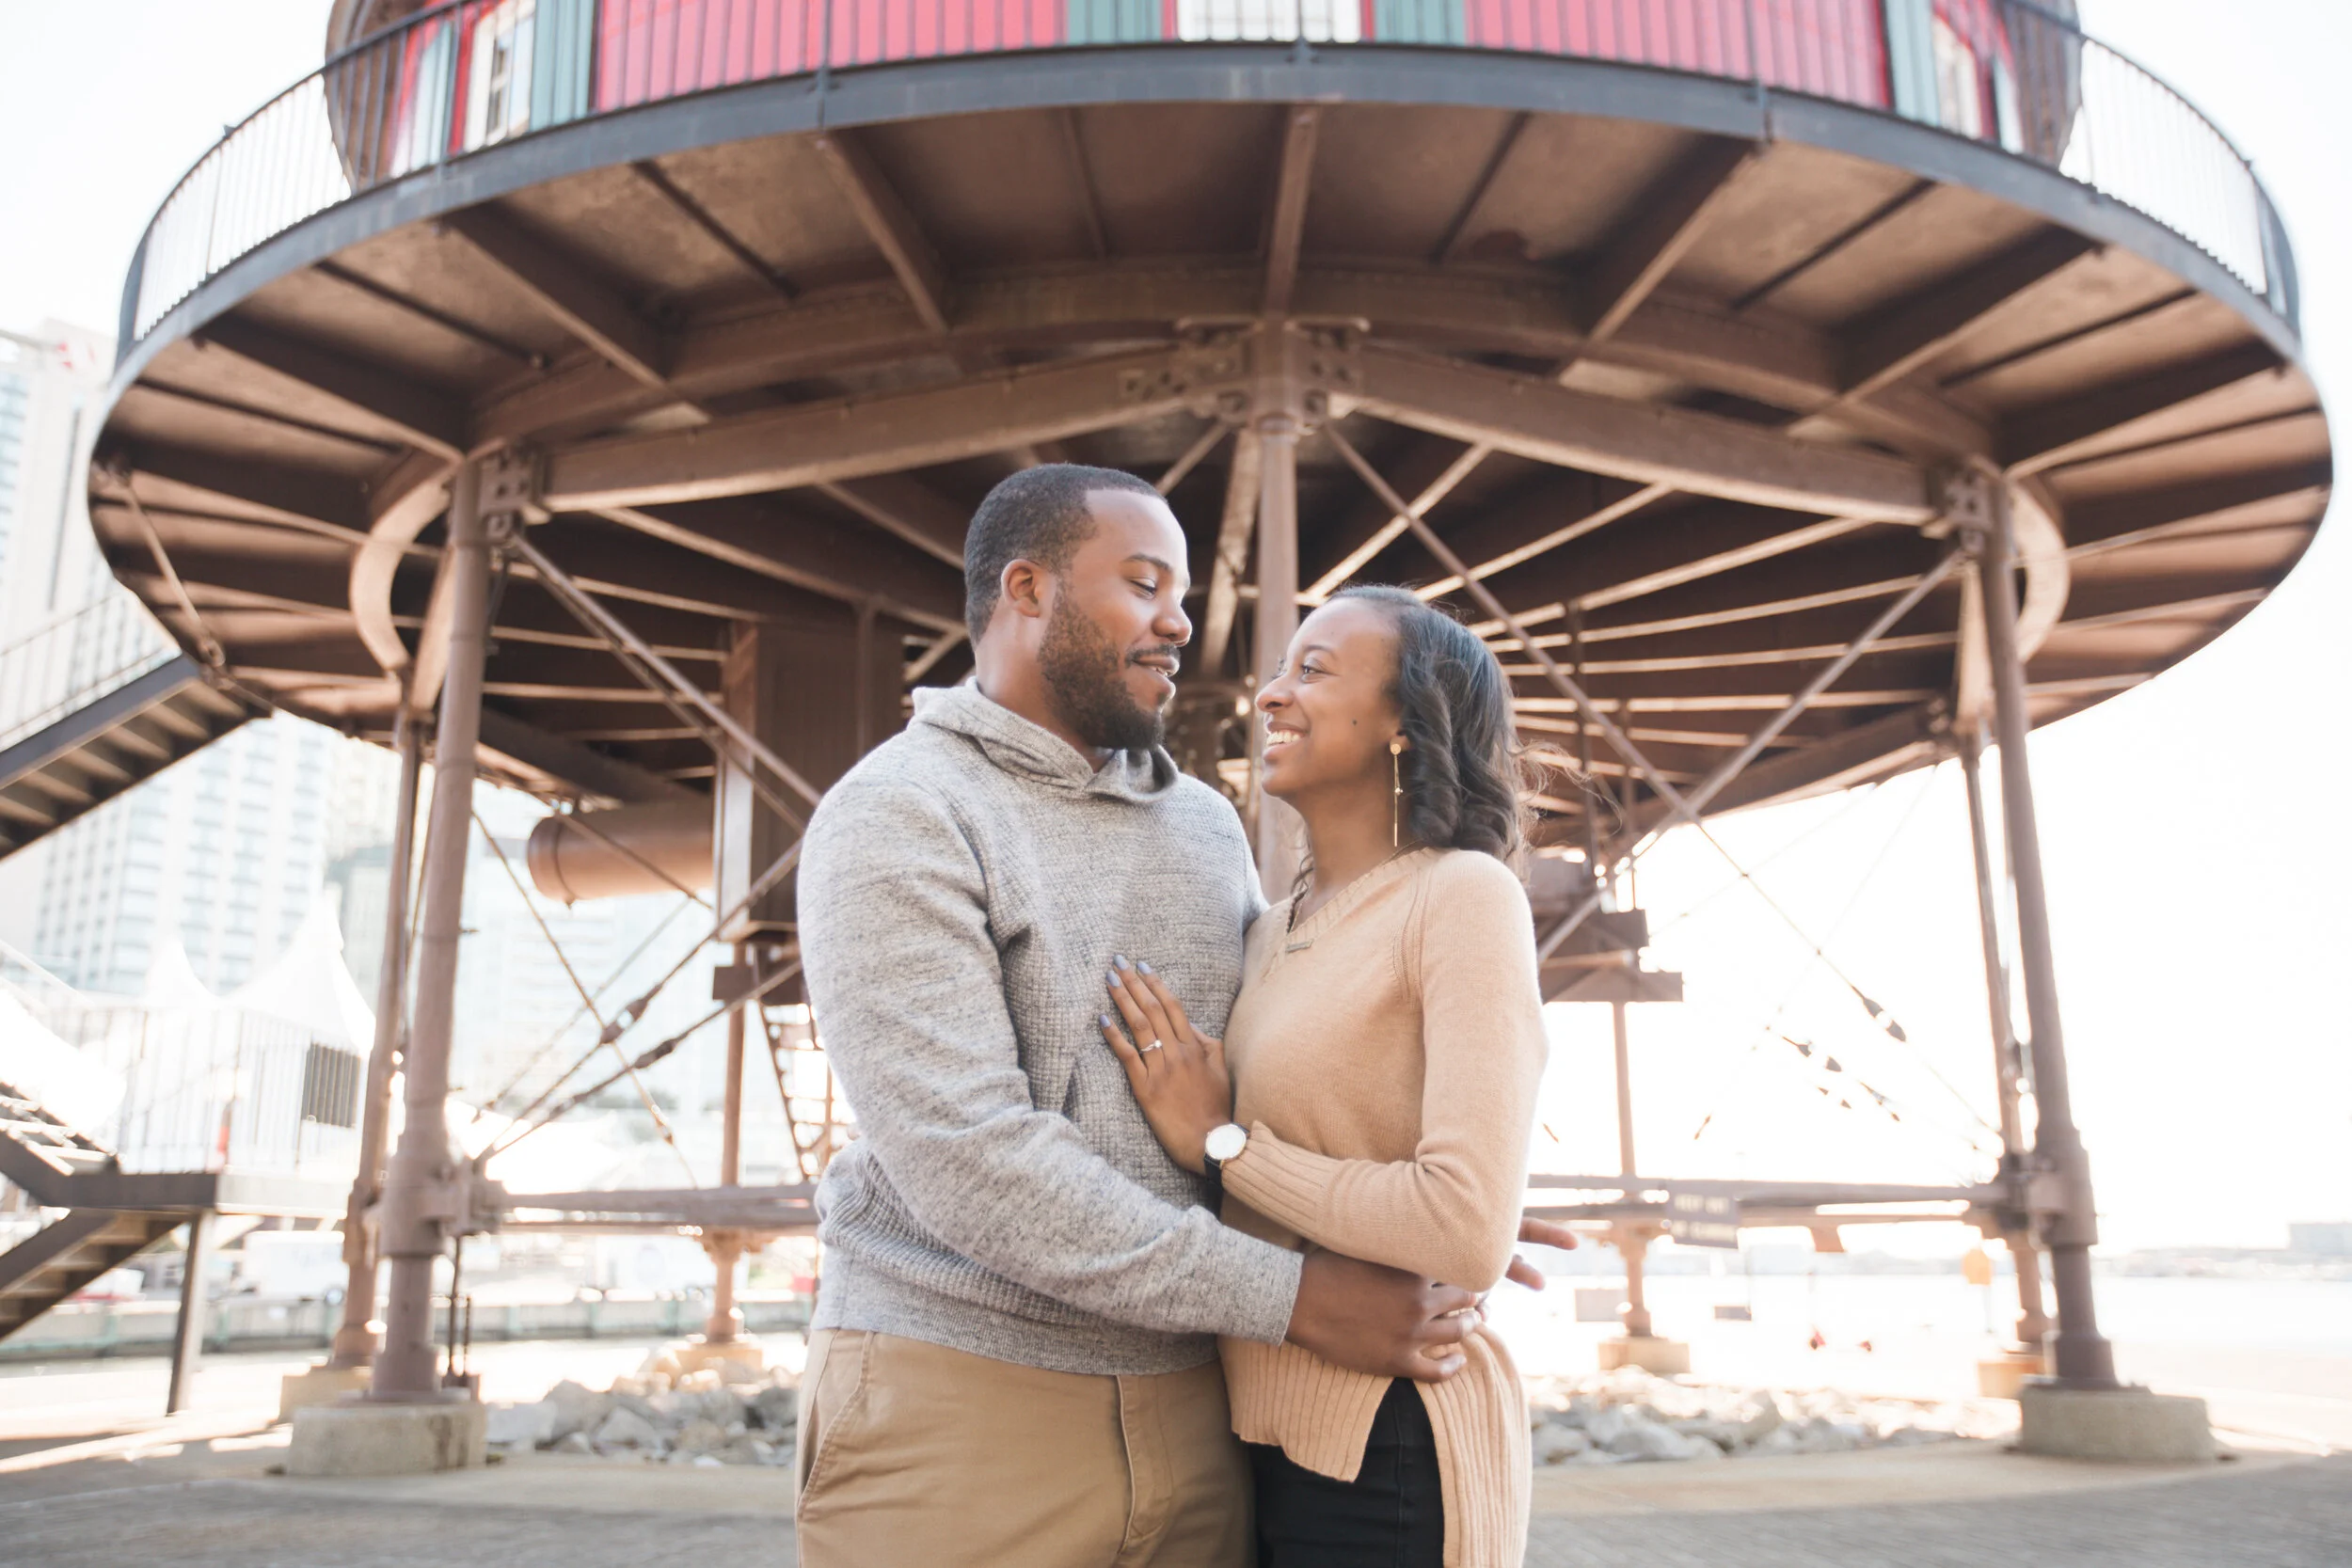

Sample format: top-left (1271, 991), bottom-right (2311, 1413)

top-left (1246, 1380), bottom-right (1445, 1568)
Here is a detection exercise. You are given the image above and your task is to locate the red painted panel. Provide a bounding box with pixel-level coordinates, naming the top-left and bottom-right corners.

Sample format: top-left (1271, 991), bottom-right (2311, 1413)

top-left (1462, 0), bottom-right (1888, 112)
top-left (596, 0), bottom-right (1063, 104)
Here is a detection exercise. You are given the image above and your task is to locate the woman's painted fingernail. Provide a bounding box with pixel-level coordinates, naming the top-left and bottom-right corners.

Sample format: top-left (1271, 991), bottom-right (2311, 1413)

top-left (1099, 1014), bottom-right (1113, 1030)
top-left (1136, 959), bottom-right (1154, 975)
top-left (1112, 954), bottom-right (1131, 969)
top-left (1106, 969), bottom-right (1122, 988)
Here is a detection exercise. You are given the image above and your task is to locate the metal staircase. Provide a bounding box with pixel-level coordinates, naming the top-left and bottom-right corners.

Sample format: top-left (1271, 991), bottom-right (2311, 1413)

top-left (0, 1074), bottom-right (183, 1343)
top-left (0, 596), bottom-right (263, 862)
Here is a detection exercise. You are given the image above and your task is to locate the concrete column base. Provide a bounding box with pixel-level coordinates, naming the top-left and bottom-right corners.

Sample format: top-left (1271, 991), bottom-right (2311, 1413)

top-left (1977, 1350), bottom-right (2049, 1400)
top-left (643, 1336), bottom-right (770, 1384)
top-left (286, 1398), bottom-right (487, 1477)
top-left (2018, 1384), bottom-right (2215, 1462)
top-left (1597, 1336), bottom-right (1691, 1375)
top-left (278, 1364), bottom-right (373, 1422)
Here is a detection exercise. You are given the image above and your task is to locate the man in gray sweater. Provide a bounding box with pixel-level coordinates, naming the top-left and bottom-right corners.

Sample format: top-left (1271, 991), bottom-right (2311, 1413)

top-left (794, 465), bottom-right (1500, 1566)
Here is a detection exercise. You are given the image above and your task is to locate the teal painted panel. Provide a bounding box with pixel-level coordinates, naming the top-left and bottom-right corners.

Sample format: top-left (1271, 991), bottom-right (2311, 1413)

top-left (1883, 0), bottom-right (1940, 125)
top-left (1067, 0), bottom-right (1163, 44)
top-left (1374, 0), bottom-right (1462, 47)
top-left (532, 0), bottom-right (597, 130)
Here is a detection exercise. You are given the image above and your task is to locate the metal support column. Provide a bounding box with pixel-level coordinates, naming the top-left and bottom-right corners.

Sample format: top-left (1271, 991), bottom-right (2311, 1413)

top-left (166, 1210), bottom-right (215, 1416)
top-left (1251, 341), bottom-right (1305, 892)
top-left (1959, 726), bottom-right (2053, 1351)
top-left (1975, 471), bottom-right (2118, 1389)
top-left (1610, 999), bottom-right (1654, 1338)
top-left (705, 943), bottom-right (748, 1346)
top-left (372, 460), bottom-right (491, 1402)
top-left (329, 710), bottom-right (424, 1368)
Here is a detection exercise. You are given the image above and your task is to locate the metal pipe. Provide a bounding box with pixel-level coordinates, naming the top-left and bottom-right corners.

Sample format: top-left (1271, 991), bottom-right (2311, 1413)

top-left (372, 460), bottom-right (490, 1402)
top-left (328, 708), bottom-right (424, 1368)
top-left (527, 799), bottom-right (714, 903)
top-left (166, 1210), bottom-right (215, 1416)
top-left (1616, 1225), bottom-right (1653, 1339)
top-left (1959, 725), bottom-right (2053, 1351)
top-left (1976, 469), bottom-right (2117, 1389)
top-left (1612, 999), bottom-right (1637, 1179)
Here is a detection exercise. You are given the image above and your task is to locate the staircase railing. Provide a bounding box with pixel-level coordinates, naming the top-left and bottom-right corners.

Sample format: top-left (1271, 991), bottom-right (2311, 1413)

top-left (0, 594), bottom-right (178, 755)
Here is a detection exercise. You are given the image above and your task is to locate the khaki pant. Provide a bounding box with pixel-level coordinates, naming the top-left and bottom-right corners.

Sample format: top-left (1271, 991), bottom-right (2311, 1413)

top-left (795, 1329), bottom-right (1251, 1568)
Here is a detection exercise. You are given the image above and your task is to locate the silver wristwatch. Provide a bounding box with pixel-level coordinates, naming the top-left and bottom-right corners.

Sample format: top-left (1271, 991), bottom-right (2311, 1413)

top-left (1202, 1122), bottom-right (1248, 1183)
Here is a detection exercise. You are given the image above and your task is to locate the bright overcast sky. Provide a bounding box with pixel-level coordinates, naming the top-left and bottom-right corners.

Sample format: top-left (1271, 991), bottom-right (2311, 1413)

top-left (0, 0), bottom-right (2343, 1248)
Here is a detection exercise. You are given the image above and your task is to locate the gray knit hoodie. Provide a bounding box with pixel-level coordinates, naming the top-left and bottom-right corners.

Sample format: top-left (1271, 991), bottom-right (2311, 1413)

top-left (798, 685), bottom-right (1304, 1376)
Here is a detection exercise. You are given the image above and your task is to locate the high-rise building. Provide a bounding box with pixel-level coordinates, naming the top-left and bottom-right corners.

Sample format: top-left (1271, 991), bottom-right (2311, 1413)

top-left (0, 323), bottom-right (112, 637)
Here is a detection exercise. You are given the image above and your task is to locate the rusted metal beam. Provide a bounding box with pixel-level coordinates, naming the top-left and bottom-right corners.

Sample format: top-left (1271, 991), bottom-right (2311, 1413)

top-left (1351, 346), bottom-right (1935, 523)
top-left (540, 343), bottom-right (1247, 511)
top-left (814, 474), bottom-right (969, 568)
top-left (630, 159), bottom-right (798, 301)
top-left (193, 316), bottom-right (468, 458)
top-left (1421, 479), bottom-right (1671, 598)
top-left (1581, 138), bottom-right (1763, 347)
top-left (115, 442), bottom-right (373, 534)
top-left (445, 205), bottom-right (669, 388)
top-left (814, 129), bottom-right (950, 336)
top-left (591, 497), bottom-right (964, 631)
top-left (2002, 343), bottom-right (2287, 473)
top-left (1304, 436), bottom-right (1488, 599)
top-left (1834, 230), bottom-right (2100, 403)
top-left (1263, 108), bottom-right (1321, 317)
top-left (1198, 428), bottom-right (1263, 677)
top-left (2059, 460), bottom-right (2333, 557)
top-left (475, 705), bottom-right (691, 804)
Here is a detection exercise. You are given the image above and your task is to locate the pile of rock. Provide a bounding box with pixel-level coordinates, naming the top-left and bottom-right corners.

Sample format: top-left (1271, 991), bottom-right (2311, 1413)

top-left (1527, 1368), bottom-right (2009, 1465)
top-left (485, 1360), bottom-right (800, 1466)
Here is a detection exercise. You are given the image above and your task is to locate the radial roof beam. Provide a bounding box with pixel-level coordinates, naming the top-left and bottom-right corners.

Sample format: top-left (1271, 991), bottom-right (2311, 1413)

top-left (814, 474), bottom-right (971, 567)
top-left (523, 525), bottom-right (855, 626)
top-left (111, 442), bottom-right (373, 535)
top-left (1350, 347), bottom-right (1934, 523)
top-left (1619, 704), bottom-right (1943, 832)
top-left (2060, 460), bottom-right (2333, 556)
top-left (1304, 436), bottom-right (1486, 598)
top-left (193, 317), bottom-right (468, 459)
top-left (814, 130), bottom-right (950, 336)
top-left (444, 205), bottom-right (670, 388)
top-left (1833, 230), bottom-right (2101, 404)
top-left (475, 705), bottom-right (691, 804)
top-left (1419, 477), bottom-right (1669, 598)
top-left (629, 160), bottom-right (798, 302)
top-left (2003, 343), bottom-right (2287, 474)
top-left (590, 497), bottom-right (966, 632)
top-left (1263, 108), bottom-right (1321, 317)
top-left (541, 344), bottom-right (1248, 511)
top-left (1580, 137), bottom-right (1762, 347)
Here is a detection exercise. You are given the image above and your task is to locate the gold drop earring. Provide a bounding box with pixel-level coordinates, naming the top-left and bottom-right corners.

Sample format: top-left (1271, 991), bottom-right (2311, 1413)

top-left (1390, 738), bottom-right (1404, 847)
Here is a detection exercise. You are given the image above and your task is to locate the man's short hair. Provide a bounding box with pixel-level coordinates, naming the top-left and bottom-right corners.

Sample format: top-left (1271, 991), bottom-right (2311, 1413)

top-left (964, 464), bottom-right (1159, 639)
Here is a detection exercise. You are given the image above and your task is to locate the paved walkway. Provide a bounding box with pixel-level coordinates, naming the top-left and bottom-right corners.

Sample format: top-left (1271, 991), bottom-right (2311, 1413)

top-left (2, 1453), bottom-right (2346, 1566)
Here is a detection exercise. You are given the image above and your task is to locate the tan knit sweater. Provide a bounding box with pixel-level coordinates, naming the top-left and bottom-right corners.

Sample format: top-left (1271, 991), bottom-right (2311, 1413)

top-left (1216, 847), bottom-right (1547, 1568)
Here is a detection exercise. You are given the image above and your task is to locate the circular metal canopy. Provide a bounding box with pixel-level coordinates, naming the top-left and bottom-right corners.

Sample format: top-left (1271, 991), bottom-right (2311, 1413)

top-left (90, 39), bottom-right (2329, 848)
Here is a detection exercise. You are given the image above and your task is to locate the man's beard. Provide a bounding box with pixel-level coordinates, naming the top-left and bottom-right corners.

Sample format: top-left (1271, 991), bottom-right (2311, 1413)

top-left (1040, 591), bottom-right (1169, 752)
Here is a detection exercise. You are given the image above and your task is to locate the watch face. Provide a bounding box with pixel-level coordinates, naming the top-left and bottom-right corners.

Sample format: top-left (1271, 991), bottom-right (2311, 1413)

top-left (1205, 1124), bottom-right (1248, 1163)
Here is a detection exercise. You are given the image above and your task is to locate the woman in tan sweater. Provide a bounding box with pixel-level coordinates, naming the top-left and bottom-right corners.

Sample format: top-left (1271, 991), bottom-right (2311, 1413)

top-left (1101, 585), bottom-right (1549, 1568)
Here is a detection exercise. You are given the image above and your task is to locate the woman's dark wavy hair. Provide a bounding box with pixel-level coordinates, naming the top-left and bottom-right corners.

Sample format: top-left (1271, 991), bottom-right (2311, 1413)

top-left (1324, 584), bottom-right (1539, 869)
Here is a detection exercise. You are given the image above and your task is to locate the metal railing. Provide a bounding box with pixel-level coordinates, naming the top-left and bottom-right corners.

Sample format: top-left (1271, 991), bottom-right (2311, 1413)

top-left (0, 594), bottom-right (177, 755)
top-left (1, 940), bottom-right (361, 1182)
top-left (118, 0), bottom-right (2297, 353)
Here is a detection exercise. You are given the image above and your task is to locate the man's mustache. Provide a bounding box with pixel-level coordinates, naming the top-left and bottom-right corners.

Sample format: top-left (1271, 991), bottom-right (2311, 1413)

top-left (1128, 645), bottom-right (1184, 677)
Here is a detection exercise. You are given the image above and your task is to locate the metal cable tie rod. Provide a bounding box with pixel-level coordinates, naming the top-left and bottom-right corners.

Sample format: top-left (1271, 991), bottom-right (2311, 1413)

top-left (1537, 546), bottom-right (1965, 958)
top-left (512, 533), bottom-right (826, 813)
